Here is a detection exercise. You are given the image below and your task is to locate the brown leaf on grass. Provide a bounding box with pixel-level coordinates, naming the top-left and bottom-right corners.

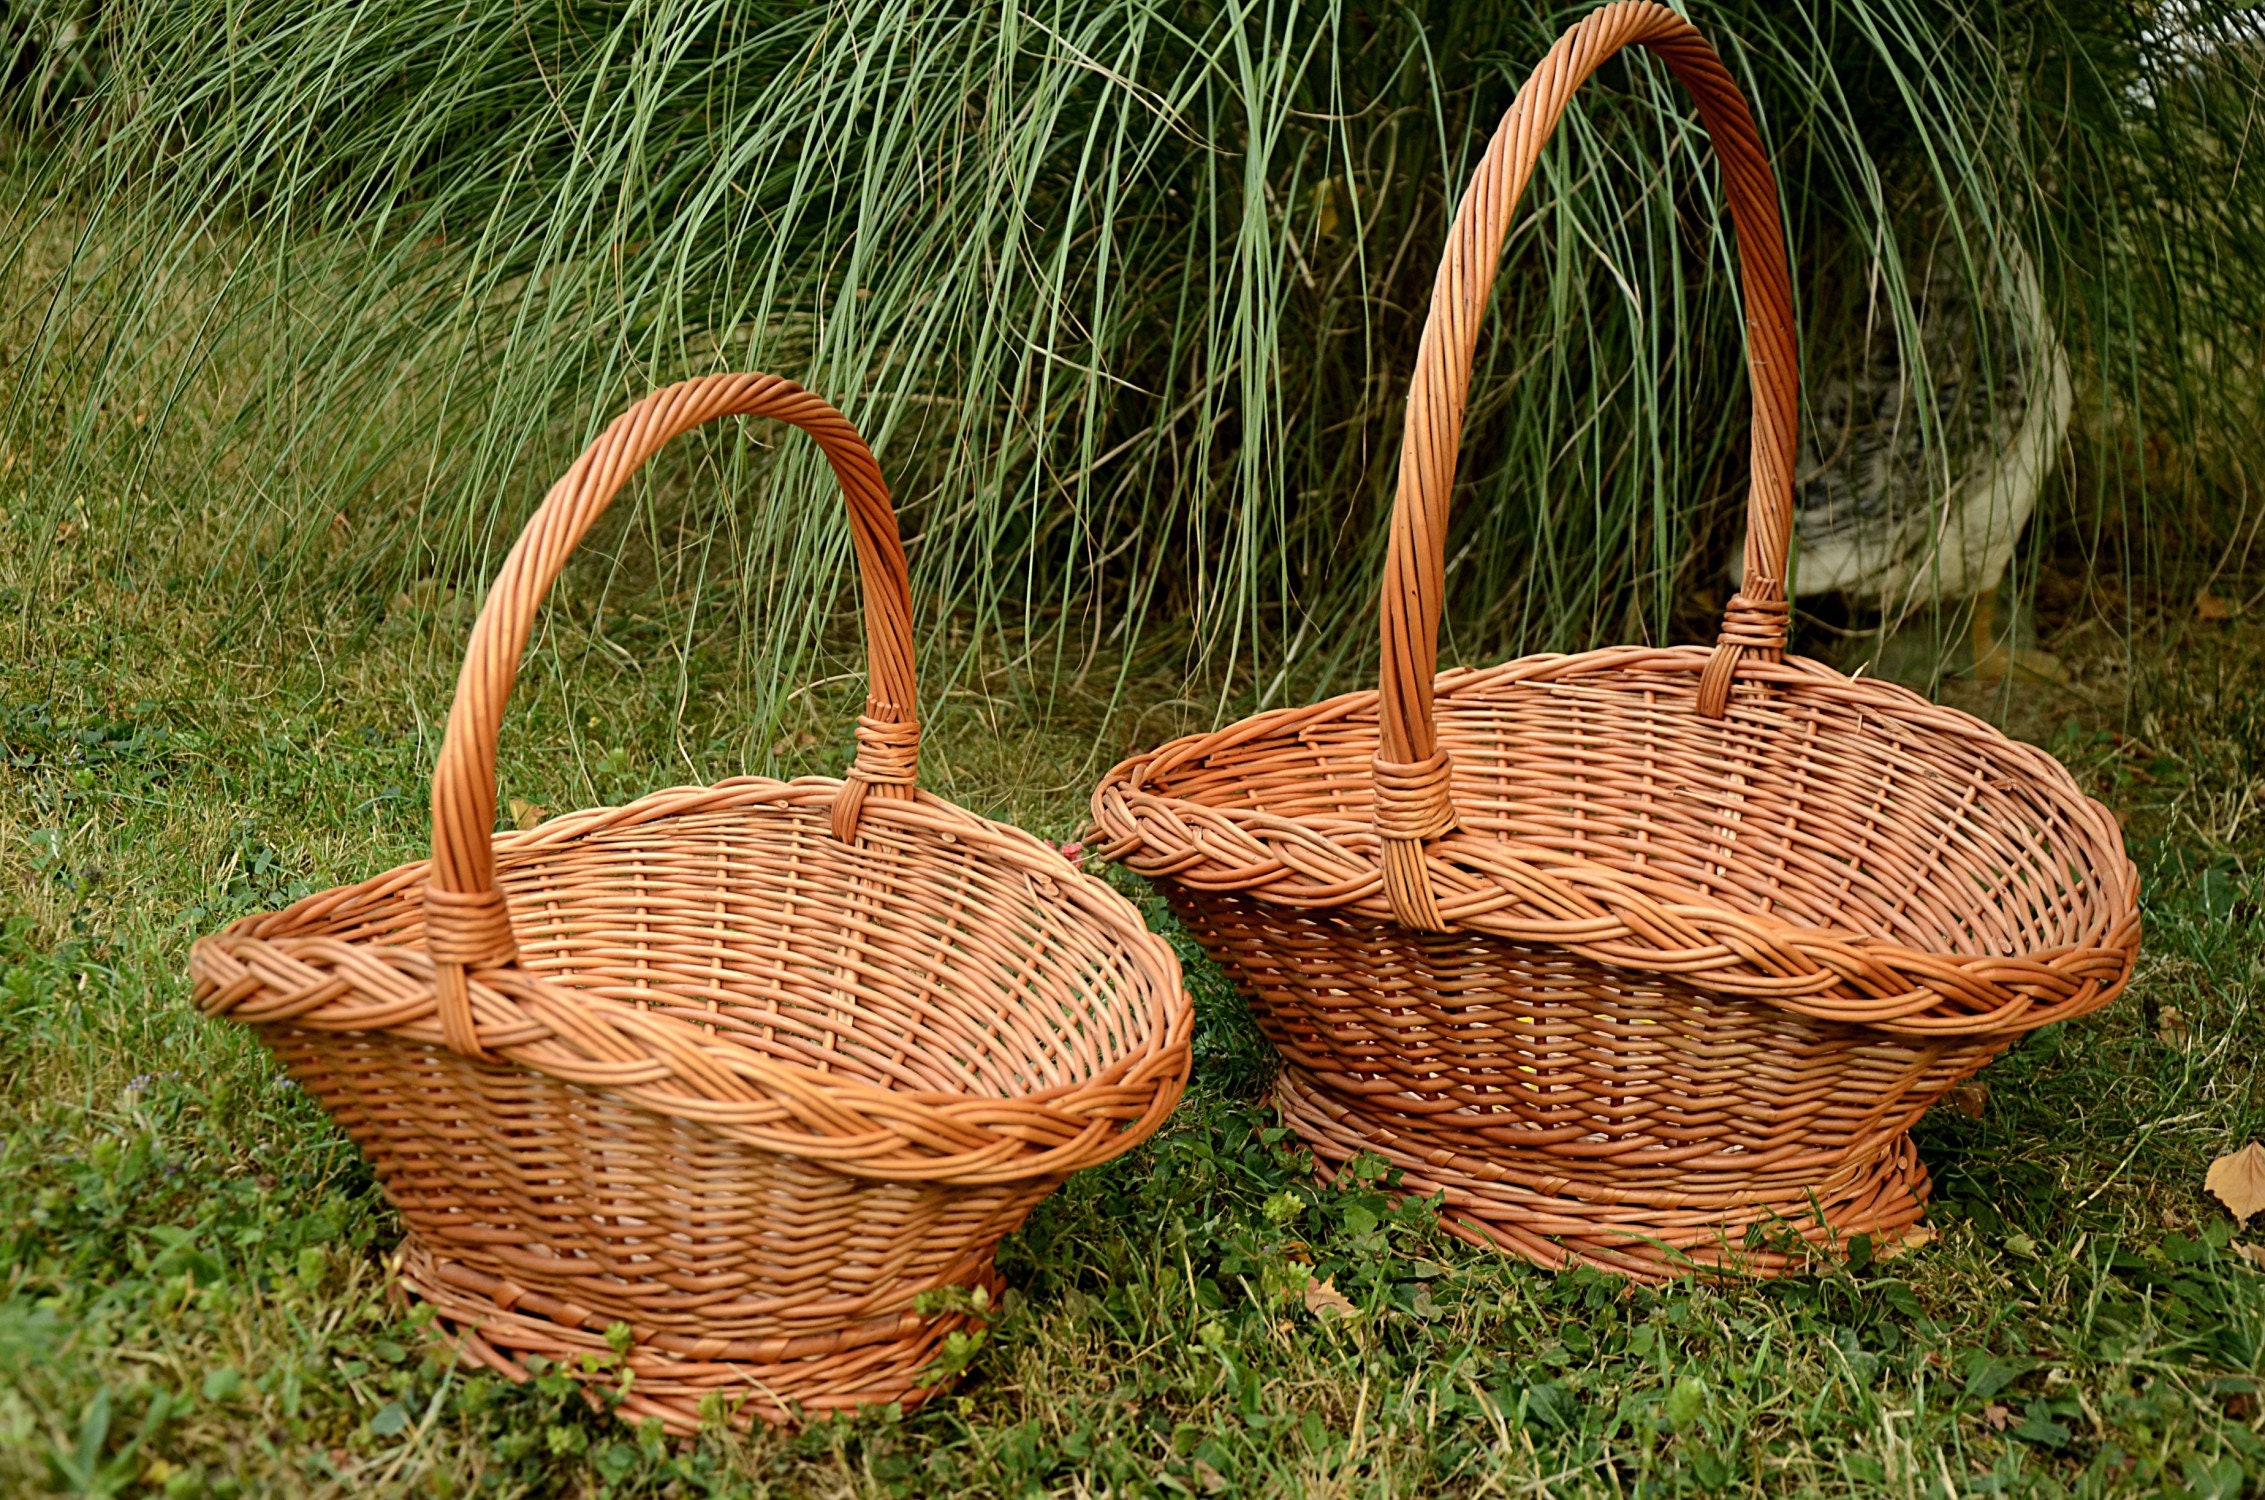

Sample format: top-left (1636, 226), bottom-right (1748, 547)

top-left (1981, 1403), bottom-right (2014, 1431)
top-left (2206, 1142), bottom-right (2265, 1223)
top-left (2157, 1005), bottom-right (2189, 1045)
top-left (2196, 591), bottom-right (2236, 621)
top-left (1302, 1274), bottom-right (1359, 1321)
top-left (509, 798), bottom-right (548, 832)
top-left (1189, 1458), bottom-right (1228, 1494)
top-left (1875, 1224), bottom-right (1938, 1262)
top-left (769, 730), bottom-right (819, 758)
top-left (1947, 1082), bottom-right (1989, 1119)
top-left (2233, 1241), bottom-right (2265, 1269)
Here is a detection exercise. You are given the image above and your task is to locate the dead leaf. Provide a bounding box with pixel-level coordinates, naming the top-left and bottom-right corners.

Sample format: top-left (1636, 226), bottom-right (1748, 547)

top-left (1982, 1403), bottom-right (2014, 1431)
top-left (2157, 1005), bottom-right (2189, 1046)
top-left (1875, 1224), bottom-right (1938, 1262)
top-left (1973, 644), bottom-right (2070, 687)
top-left (2206, 1142), bottom-right (2265, 1223)
top-left (769, 730), bottom-right (819, 758)
top-left (509, 798), bottom-right (548, 832)
top-left (2196, 591), bottom-right (2236, 621)
top-left (1189, 1457), bottom-right (1228, 1494)
top-left (2233, 1241), bottom-right (2265, 1269)
top-left (1947, 1082), bottom-right (1989, 1119)
top-left (1302, 1274), bottom-right (1359, 1321)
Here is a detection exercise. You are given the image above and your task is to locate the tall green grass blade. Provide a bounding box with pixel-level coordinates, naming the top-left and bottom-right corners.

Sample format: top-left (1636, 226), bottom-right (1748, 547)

top-left (3, 0), bottom-right (2259, 750)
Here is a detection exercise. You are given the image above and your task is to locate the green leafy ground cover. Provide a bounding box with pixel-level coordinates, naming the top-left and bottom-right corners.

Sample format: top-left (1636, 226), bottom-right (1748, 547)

top-left (2, 489), bottom-right (2263, 1499)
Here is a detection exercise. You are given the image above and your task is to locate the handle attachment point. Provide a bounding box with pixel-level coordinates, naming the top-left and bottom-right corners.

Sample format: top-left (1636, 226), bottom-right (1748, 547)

top-left (424, 884), bottom-right (515, 1059)
top-left (1374, 751), bottom-right (1458, 932)
top-left (1696, 591), bottom-right (1790, 718)
top-left (424, 884), bottom-right (518, 969)
top-left (833, 714), bottom-right (921, 841)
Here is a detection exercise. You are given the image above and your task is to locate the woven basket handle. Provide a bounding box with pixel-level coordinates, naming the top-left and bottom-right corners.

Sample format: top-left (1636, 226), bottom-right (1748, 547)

top-left (1372, 1), bottom-right (1798, 931)
top-left (423, 373), bottom-right (916, 1054)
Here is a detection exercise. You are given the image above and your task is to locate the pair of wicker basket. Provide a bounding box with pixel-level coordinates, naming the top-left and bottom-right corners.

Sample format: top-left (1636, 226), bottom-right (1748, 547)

top-left (191, 1), bottom-right (2136, 1431)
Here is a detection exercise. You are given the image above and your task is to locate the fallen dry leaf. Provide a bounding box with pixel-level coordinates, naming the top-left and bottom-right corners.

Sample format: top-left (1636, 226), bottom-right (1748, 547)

top-left (1947, 1082), bottom-right (1989, 1119)
top-left (769, 730), bottom-right (819, 758)
top-left (2157, 1005), bottom-right (2189, 1046)
top-left (1982, 1403), bottom-right (2014, 1431)
top-left (2206, 1142), bottom-right (2265, 1223)
top-left (1302, 1274), bottom-right (1359, 1321)
top-left (1972, 644), bottom-right (2070, 687)
top-left (509, 798), bottom-right (549, 832)
top-left (2233, 1241), bottom-right (2265, 1269)
top-left (2196, 591), bottom-right (2236, 622)
top-left (1189, 1457), bottom-right (1228, 1494)
top-left (1875, 1224), bottom-right (1938, 1262)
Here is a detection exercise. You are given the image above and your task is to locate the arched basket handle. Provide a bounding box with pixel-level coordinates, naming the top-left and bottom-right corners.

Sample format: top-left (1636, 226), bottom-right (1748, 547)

top-left (1372, 1), bottom-right (1799, 931)
top-left (423, 373), bottom-right (917, 1054)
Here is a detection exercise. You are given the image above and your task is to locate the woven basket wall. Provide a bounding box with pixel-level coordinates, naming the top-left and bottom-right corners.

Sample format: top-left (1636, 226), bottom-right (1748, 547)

top-left (1092, 4), bottom-right (2136, 1283)
top-left (193, 375), bottom-right (1191, 1429)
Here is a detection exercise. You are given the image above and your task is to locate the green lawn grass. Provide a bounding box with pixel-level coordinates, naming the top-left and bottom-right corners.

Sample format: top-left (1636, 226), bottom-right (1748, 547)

top-left (3, 497), bottom-right (2263, 1497)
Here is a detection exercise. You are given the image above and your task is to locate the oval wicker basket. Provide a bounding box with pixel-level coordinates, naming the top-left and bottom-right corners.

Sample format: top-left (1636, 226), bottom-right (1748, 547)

top-left (191, 374), bottom-right (1191, 1430)
top-left (1092, 3), bottom-right (2137, 1282)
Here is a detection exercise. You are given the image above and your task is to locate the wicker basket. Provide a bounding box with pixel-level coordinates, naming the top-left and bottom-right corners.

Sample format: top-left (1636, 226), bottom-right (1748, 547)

top-left (1092, 3), bottom-right (2136, 1282)
top-left (191, 374), bottom-right (1191, 1429)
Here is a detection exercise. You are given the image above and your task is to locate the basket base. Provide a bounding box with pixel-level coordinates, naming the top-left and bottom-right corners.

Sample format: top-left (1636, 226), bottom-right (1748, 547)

top-left (1279, 1068), bottom-right (1931, 1283)
top-left (395, 1239), bottom-right (1002, 1434)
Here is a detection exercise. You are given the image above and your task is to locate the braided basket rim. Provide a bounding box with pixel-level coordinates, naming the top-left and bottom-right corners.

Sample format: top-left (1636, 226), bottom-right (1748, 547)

top-left (1092, 645), bottom-right (2139, 1040)
top-left (193, 774), bottom-right (1194, 1187)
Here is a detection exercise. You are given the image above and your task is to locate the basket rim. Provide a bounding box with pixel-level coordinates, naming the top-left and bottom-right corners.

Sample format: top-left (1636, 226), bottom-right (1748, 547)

top-left (1091, 645), bottom-right (2139, 1040)
top-left (192, 775), bottom-right (1194, 1186)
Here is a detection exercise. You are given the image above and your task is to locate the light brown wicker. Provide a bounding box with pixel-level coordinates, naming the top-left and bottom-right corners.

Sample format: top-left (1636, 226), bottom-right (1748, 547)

top-left (1092, 2), bottom-right (2136, 1282)
top-left (191, 373), bottom-right (1191, 1430)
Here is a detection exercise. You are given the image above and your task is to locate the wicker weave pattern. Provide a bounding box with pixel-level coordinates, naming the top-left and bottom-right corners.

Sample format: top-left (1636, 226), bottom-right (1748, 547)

top-left (193, 375), bottom-right (1191, 1428)
top-left (1093, 5), bottom-right (2135, 1281)
top-left (1099, 654), bottom-right (2134, 1037)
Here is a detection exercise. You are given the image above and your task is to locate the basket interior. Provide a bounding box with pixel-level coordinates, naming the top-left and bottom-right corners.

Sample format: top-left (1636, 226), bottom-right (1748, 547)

top-left (1148, 662), bottom-right (2123, 960)
top-left (318, 799), bottom-right (1159, 1102)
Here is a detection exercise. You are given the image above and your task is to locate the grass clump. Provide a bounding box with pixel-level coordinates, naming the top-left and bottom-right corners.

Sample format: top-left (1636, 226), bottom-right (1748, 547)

top-left (4, 1), bottom-right (2260, 719)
